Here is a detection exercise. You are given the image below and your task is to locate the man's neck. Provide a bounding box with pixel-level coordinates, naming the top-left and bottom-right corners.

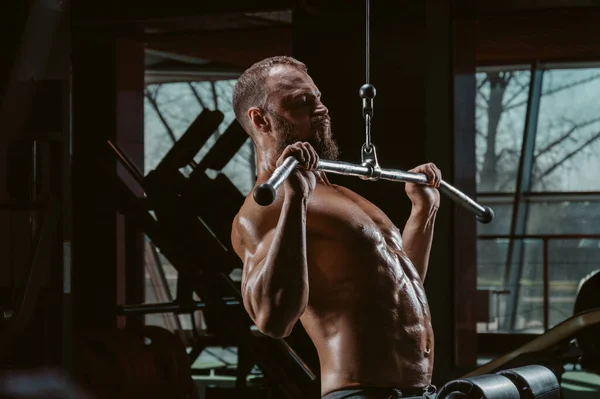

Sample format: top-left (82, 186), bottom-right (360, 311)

top-left (255, 150), bottom-right (279, 178)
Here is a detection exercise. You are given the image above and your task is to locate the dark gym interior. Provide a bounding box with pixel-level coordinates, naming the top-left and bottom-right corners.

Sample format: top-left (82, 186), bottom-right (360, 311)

top-left (1, 0), bottom-right (600, 398)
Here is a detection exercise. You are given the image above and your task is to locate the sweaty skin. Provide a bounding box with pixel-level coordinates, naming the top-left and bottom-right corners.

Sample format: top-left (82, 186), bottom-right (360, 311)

top-left (231, 64), bottom-right (440, 397)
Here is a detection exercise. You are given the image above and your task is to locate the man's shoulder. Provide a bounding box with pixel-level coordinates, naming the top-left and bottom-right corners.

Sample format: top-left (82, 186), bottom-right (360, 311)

top-left (231, 197), bottom-right (258, 237)
top-left (232, 191), bottom-right (282, 243)
top-left (319, 182), bottom-right (360, 200)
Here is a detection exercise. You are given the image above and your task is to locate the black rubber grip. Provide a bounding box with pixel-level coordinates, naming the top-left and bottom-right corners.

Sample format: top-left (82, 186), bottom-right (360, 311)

top-left (253, 183), bottom-right (277, 206)
top-left (476, 206), bottom-right (495, 224)
top-left (253, 156), bottom-right (299, 206)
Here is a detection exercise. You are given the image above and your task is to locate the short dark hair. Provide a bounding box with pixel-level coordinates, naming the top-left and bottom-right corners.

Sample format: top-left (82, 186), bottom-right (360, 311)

top-left (233, 56), bottom-right (307, 134)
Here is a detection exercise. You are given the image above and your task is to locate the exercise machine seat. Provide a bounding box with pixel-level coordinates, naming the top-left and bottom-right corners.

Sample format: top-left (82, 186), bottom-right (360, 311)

top-left (573, 269), bottom-right (600, 372)
top-left (437, 374), bottom-right (520, 399)
top-left (497, 365), bottom-right (560, 399)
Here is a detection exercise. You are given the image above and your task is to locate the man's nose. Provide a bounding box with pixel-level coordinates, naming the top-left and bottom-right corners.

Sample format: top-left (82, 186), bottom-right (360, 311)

top-left (314, 100), bottom-right (328, 116)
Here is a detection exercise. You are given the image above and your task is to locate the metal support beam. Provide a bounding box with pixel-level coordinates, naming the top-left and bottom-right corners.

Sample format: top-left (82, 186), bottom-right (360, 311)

top-left (502, 65), bottom-right (544, 331)
top-left (72, 0), bottom-right (293, 25)
top-left (0, 196), bottom-right (60, 361)
top-left (146, 27), bottom-right (293, 69)
top-left (450, 0), bottom-right (478, 367)
top-left (116, 299), bottom-right (240, 315)
top-left (110, 142), bottom-right (318, 398)
top-left (0, 0), bottom-right (65, 145)
top-left (71, 34), bottom-right (145, 329)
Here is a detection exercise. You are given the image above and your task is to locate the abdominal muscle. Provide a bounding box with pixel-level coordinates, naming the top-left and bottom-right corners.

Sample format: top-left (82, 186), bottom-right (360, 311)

top-left (234, 177), bottom-right (434, 396)
top-left (300, 266), bottom-right (434, 396)
top-left (301, 185), bottom-right (434, 396)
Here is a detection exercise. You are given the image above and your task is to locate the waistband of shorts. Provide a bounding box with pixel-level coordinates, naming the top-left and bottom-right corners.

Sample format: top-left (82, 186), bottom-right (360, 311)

top-left (322, 384), bottom-right (437, 398)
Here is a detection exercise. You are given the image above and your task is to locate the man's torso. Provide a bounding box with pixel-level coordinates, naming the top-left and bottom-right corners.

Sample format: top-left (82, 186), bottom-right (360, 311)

top-left (237, 177), bottom-right (434, 396)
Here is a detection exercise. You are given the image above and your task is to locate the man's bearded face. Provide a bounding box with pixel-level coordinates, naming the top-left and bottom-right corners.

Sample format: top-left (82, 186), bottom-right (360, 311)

top-left (270, 111), bottom-right (340, 161)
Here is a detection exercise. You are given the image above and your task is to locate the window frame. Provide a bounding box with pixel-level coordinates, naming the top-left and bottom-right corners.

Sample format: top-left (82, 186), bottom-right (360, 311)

top-left (475, 61), bottom-right (600, 354)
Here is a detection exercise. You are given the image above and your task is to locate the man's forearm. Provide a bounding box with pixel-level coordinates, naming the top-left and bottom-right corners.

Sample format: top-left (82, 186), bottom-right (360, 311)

top-left (244, 195), bottom-right (310, 337)
top-left (402, 205), bottom-right (438, 281)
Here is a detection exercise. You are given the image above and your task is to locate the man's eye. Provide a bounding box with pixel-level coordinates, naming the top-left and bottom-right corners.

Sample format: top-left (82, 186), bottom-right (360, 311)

top-left (294, 94), bottom-right (314, 107)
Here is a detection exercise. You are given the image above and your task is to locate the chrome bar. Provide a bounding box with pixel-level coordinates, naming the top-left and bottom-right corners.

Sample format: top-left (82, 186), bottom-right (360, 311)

top-left (378, 167), bottom-right (428, 185)
top-left (319, 159), bottom-right (428, 184)
top-left (253, 156), bottom-right (494, 224)
top-left (317, 159), bottom-right (371, 177)
top-left (253, 156), bottom-right (299, 206)
top-left (439, 180), bottom-right (488, 218)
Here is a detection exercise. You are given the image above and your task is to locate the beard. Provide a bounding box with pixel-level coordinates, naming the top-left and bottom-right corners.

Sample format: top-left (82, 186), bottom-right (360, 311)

top-left (271, 112), bottom-right (340, 161)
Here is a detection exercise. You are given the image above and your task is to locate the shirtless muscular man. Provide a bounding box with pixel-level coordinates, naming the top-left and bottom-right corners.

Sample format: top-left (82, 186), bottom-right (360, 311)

top-left (231, 56), bottom-right (441, 399)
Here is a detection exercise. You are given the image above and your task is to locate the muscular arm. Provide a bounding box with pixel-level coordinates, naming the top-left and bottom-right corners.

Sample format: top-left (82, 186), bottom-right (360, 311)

top-left (401, 204), bottom-right (438, 282)
top-left (401, 163), bottom-right (441, 282)
top-left (232, 195), bottom-right (310, 339)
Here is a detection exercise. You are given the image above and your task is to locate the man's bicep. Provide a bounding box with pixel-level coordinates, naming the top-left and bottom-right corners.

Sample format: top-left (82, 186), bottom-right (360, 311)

top-left (235, 227), bottom-right (275, 305)
top-left (232, 219), bottom-right (274, 275)
top-left (242, 230), bottom-right (276, 275)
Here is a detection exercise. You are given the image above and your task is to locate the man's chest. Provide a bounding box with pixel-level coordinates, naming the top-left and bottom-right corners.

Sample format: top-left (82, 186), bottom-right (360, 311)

top-left (301, 185), bottom-right (422, 307)
top-left (305, 184), bottom-right (403, 252)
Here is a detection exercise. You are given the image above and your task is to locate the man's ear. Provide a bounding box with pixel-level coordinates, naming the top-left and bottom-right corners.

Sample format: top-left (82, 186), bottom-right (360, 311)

top-left (247, 107), bottom-right (271, 133)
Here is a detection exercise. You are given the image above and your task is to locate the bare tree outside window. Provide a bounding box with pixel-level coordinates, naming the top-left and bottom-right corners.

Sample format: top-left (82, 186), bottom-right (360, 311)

top-left (144, 80), bottom-right (256, 195)
top-left (476, 70), bottom-right (530, 192)
top-left (533, 69), bottom-right (600, 192)
top-left (476, 68), bottom-right (600, 193)
top-left (476, 66), bottom-right (600, 333)
top-left (142, 79), bottom-right (255, 371)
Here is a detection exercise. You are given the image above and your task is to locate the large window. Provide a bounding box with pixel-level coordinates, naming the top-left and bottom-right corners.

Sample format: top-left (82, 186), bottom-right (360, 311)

top-left (475, 64), bottom-right (600, 334)
top-left (143, 78), bottom-right (256, 377)
top-left (144, 81), bottom-right (255, 194)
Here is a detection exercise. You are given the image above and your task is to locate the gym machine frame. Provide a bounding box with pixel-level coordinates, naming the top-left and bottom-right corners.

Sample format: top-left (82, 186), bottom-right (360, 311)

top-left (107, 110), bottom-right (318, 399)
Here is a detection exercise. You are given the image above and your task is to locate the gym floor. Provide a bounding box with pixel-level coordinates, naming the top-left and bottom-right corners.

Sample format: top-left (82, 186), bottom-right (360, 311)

top-left (561, 370), bottom-right (600, 399)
